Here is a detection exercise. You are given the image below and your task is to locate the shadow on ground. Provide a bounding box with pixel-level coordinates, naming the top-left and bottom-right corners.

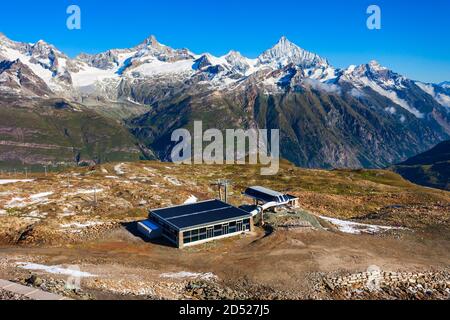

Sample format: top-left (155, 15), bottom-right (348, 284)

top-left (121, 221), bottom-right (174, 248)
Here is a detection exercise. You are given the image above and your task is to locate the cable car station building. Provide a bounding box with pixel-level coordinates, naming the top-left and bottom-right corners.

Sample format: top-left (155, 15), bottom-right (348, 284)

top-left (243, 186), bottom-right (299, 210)
top-left (149, 199), bottom-right (254, 248)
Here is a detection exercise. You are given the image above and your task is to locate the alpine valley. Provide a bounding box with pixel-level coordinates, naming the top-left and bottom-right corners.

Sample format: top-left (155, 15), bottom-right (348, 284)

top-left (1, 33), bottom-right (449, 169)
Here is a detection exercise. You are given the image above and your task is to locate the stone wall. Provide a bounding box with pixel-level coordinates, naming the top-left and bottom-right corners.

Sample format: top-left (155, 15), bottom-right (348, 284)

top-left (323, 270), bottom-right (450, 300)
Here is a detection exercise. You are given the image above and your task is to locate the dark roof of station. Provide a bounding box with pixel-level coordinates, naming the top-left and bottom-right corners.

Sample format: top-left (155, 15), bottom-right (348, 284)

top-left (150, 199), bottom-right (251, 231)
top-left (243, 186), bottom-right (298, 203)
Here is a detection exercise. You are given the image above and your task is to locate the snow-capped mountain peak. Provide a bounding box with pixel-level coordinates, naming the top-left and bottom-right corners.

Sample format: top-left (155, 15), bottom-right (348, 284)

top-left (136, 35), bottom-right (164, 50)
top-left (0, 33), bottom-right (74, 92)
top-left (0, 58), bottom-right (53, 97)
top-left (347, 61), bottom-right (406, 89)
top-left (223, 50), bottom-right (257, 75)
top-left (350, 60), bottom-right (391, 77)
top-left (342, 61), bottom-right (428, 118)
top-left (367, 60), bottom-right (386, 71)
top-left (143, 35), bottom-right (158, 46)
top-left (133, 35), bottom-right (194, 63)
top-left (258, 36), bottom-right (329, 69)
top-left (193, 53), bottom-right (219, 69)
top-left (224, 50), bottom-right (245, 63)
top-left (0, 32), bottom-right (448, 120)
top-left (34, 39), bottom-right (50, 46)
top-left (0, 32), bottom-right (20, 50)
top-left (29, 40), bottom-right (62, 61)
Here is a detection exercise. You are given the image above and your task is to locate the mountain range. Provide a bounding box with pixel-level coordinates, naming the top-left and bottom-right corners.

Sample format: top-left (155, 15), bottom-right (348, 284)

top-left (1, 33), bottom-right (449, 170)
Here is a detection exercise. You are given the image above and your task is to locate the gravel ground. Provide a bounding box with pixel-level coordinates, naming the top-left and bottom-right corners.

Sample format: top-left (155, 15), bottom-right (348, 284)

top-left (0, 288), bottom-right (30, 300)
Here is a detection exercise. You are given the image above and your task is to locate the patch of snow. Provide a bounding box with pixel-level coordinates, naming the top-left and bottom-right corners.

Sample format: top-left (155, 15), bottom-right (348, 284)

top-left (60, 207), bottom-right (76, 217)
top-left (132, 59), bottom-right (195, 77)
top-left (71, 64), bottom-right (118, 88)
top-left (184, 195), bottom-right (198, 204)
top-left (30, 192), bottom-right (53, 200)
top-left (105, 176), bottom-right (119, 179)
top-left (359, 77), bottom-right (424, 118)
top-left (164, 176), bottom-right (182, 186)
top-left (160, 271), bottom-right (218, 281)
top-left (69, 188), bottom-right (104, 196)
top-left (60, 221), bottom-right (103, 229)
top-left (143, 167), bottom-right (155, 172)
top-left (319, 216), bottom-right (403, 235)
top-left (5, 197), bottom-right (26, 208)
top-left (16, 262), bottom-right (96, 278)
top-left (27, 210), bottom-right (47, 219)
top-left (114, 163), bottom-right (126, 175)
top-left (0, 179), bottom-right (34, 185)
top-left (5, 191), bottom-right (52, 209)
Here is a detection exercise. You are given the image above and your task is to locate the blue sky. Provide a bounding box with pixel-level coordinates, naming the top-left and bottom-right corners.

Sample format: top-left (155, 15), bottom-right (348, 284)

top-left (0, 0), bottom-right (449, 83)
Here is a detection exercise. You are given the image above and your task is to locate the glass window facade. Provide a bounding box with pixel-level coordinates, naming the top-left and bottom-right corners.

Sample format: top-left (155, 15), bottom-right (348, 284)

top-left (183, 218), bottom-right (251, 245)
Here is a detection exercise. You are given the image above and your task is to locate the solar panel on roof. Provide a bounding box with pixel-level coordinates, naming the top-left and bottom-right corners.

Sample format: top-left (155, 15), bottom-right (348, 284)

top-left (168, 207), bottom-right (250, 230)
top-left (150, 200), bottom-right (251, 231)
top-left (152, 200), bottom-right (227, 219)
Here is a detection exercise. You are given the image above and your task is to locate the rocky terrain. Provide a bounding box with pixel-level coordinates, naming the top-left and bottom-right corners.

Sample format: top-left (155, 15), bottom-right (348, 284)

top-left (0, 288), bottom-right (29, 300)
top-left (0, 160), bottom-right (448, 300)
top-left (321, 269), bottom-right (450, 300)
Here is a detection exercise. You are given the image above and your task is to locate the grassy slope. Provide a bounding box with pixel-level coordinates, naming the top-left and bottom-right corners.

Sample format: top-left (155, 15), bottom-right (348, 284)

top-left (0, 100), bottom-right (142, 170)
top-left (391, 140), bottom-right (450, 191)
top-left (0, 159), bottom-right (449, 245)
